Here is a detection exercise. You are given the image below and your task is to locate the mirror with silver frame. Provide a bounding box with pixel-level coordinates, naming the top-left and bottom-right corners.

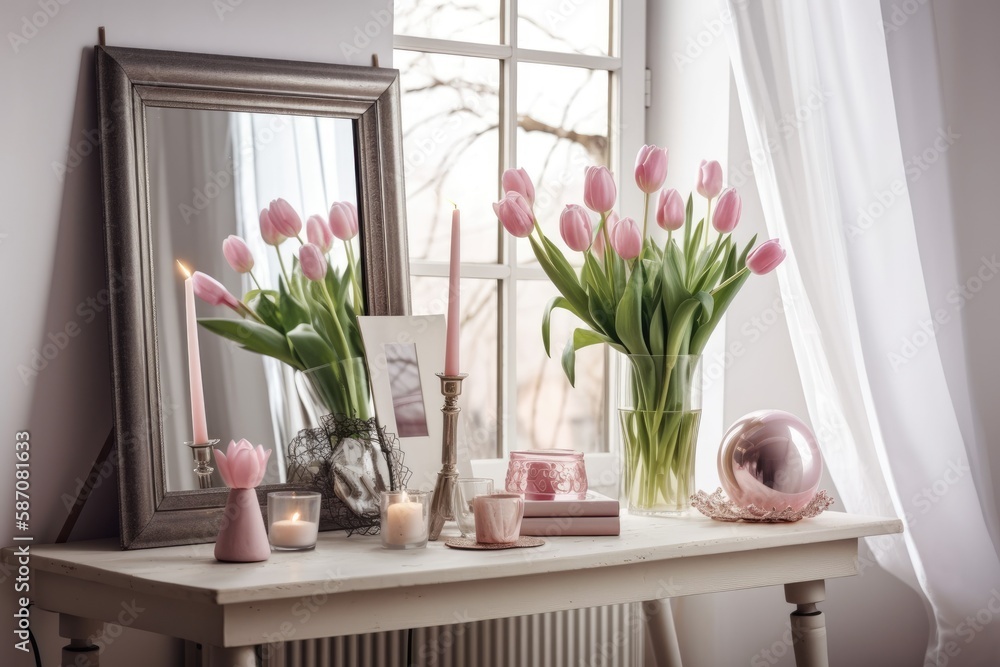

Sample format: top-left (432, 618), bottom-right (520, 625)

top-left (96, 46), bottom-right (409, 549)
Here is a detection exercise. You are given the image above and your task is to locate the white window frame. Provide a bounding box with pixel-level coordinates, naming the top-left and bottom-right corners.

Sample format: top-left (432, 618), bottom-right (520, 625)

top-left (394, 1), bottom-right (646, 491)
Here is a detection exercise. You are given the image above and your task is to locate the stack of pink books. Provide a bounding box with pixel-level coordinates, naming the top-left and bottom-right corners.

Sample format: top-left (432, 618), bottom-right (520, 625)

top-left (519, 491), bottom-right (621, 537)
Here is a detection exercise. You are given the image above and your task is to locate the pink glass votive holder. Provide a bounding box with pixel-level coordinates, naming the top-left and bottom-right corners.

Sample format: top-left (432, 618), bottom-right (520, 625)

top-left (505, 449), bottom-right (588, 500)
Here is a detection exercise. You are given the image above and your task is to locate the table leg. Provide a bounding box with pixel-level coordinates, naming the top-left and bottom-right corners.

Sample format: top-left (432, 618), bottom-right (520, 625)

top-left (641, 600), bottom-right (683, 667)
top-left (784, 580), bottom-right (829, 667)
top-left (207, 644), bottom-right (258, 667)
top-left (59, 614), bottom-right (104, 667)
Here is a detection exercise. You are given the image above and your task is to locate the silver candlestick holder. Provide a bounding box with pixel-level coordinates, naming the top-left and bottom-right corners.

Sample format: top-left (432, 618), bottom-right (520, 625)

top-left (185, 439), bottom-right (220, 489)
top-left (428, 373), bottom-right (467, 541)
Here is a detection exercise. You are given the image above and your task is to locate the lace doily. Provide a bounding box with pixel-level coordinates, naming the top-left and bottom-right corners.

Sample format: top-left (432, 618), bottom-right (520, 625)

top-left (690, 488), bottom-right (834, 522)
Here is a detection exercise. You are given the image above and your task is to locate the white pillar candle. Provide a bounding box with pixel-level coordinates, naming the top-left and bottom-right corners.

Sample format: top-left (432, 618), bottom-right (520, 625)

top-left (269, 513), bottom-right (318, 549)
top-left (384, 500), bottom-right (427, 546)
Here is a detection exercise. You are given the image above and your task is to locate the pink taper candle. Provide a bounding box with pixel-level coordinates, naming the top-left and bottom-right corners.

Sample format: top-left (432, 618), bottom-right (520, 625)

top-left (445, 207), bottom-right (461, 375)
top-left (178, 261), bottom-right (209, 444)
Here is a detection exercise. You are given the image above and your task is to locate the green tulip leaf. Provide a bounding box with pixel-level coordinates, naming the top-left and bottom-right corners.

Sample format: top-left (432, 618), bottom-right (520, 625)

top-left (249, 292), bottom-right (283, 332)
top-left (542, 295), bottom-right (573, 357)
top-left (198, 318), bottom-right (301, 369)
top-left (278, 276), bottom-right (311, 331)
top-left (691, 268), bottom-right (752, 354)
top-left (286, 323), bottom-right (337, 370)
top-left (739, 233), bottom-right (758, 270)
top-left (529, 235), bottom-right (589, 316)
top-left (615, 268), bottom-right (649, 356)
top-left (649, 302), bottom-right (665, 357)
top-left (561, 328), bottom-right (614, 387)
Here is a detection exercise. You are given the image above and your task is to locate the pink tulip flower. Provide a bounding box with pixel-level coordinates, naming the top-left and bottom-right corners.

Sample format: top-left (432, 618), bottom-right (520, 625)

top-left (213, 439), bottom-right (271, 489)
top-left (268, 198), bottom-right (302, 238)
top-left (493, 191), bottom-right (535, 238)
top-left (747, 238), bottom-right (787, 275)
top-left (307, 214), bottom-right (334, 253)
top-left (610, 216), bottom-right (642, 260)
top-left (191, 271), bottom-right (241, 312)
top-left (259, 208), bottom-right (286, 247)
top-left (328, 201), bottom-right (359, 241)
top-left (656, 188), bottom-right (685, 231)
top-left (584, 166), bottom-right (617, 214)
top-left (634, 145), bottom-right (669, 194)
top-left (299, 243), bottom-right (328, 282)
top-left (559, 204), bottom-right (593, 252)
top-left (696, 160), bottom-right (724, 199)
top-left (712, 188), bottom-right (742, 233)
top-left (502, 168), bottom-right (536, 207)
top-left (222, 235), bottom-right (254, 274)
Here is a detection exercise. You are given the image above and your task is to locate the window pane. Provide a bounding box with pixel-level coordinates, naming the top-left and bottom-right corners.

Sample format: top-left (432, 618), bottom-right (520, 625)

top-left (515, 64), bottom-right (609, 265)
top-left (410, 276), bottom-right (499, 459)
top-left (516, 281), bottom-right (606, 453)
top-left (518, 0), bottom-right (611, 55)
top-left (395, 0), bottom-right (501, 44)
top-left (395, 50), bottom-right (501, 264)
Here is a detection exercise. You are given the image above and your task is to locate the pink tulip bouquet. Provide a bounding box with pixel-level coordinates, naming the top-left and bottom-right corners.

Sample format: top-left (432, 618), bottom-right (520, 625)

top-left (494, 150), bottom-right (786, 513)
top-left (193, 197), bottom-right (371, 420)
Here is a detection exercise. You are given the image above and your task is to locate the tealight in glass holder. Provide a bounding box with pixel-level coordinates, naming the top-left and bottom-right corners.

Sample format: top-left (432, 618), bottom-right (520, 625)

top-left (267, 491), bottom-right (321, 551)
top-left (380, 490), bottom-right (430, 550)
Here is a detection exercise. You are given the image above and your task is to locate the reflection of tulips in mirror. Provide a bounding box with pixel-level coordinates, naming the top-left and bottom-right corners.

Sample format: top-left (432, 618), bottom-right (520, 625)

top-left (192, 197), bottom-right (371, 421)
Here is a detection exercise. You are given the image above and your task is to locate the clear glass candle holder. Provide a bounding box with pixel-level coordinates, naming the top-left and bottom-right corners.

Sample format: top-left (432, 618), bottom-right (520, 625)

top-left (267, 491), bottom-right (321, 551)
top-left (380, 490), bottom-right (430, 550)
top-left (452, 478), bottom-right (495, 539)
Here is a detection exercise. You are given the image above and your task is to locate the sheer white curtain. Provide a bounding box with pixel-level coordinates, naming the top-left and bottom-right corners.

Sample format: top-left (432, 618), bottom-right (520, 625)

top-left (722, 1), bottom-right (1000, 663)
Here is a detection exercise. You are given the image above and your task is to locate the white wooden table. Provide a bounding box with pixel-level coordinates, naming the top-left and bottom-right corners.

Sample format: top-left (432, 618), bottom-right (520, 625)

top-left (5, 511), bottom-right (901, 667)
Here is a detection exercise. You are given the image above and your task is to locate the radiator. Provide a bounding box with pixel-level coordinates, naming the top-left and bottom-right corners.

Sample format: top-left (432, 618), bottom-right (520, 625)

top-left (256, 604), bottom-right (644, 667)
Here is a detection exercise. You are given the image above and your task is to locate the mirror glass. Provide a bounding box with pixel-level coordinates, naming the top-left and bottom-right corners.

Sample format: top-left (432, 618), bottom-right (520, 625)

top-left (145, 106), bottom-right (361, 492)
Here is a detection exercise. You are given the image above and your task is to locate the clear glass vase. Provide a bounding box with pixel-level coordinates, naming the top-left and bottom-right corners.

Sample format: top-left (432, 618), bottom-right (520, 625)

top-left (296, 356), bottom-right (373, 424)
top-left (618, 354), bottom-right (702, 515)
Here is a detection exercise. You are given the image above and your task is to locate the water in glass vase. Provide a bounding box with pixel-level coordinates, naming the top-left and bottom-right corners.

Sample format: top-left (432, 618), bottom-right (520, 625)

top-left (618, 355), bottom-right (702, 515)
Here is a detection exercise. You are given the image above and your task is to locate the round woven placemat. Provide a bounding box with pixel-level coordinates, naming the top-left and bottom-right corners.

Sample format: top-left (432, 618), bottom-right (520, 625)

top-left (444, 536), bottom-right (545, 550)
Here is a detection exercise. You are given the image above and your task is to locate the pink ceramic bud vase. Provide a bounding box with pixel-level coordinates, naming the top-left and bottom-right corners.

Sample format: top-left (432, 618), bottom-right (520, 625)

top-left (213, 439), bottom-right (272, 563)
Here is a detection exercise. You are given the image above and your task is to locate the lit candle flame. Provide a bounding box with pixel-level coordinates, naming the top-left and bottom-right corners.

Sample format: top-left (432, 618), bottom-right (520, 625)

top-left (291, 512), bottom-right (300, 522)
top-left (176, 260), bottom-right (192, 279)
top-left (400, 490), bottom-right (409, 503)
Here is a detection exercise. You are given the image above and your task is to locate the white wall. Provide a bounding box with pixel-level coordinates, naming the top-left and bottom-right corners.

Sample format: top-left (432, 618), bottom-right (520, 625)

top-left (0, 2), bottom-right (391, 665)
top-left (930, 0), bottom-right (1000, 541)
top-left (645, 2), bottom-right (928, 665)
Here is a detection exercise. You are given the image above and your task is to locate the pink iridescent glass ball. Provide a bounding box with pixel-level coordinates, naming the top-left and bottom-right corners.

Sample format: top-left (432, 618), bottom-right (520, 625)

top-left (718, 410), bottom-right (823, 511)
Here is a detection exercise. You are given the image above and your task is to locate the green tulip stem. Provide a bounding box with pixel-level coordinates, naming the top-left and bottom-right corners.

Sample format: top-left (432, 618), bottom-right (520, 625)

top-left (318, 278), bottom-right (359, 404)
top-left (712, 266), bottom-right (749, 296)
top-left (248, 270), bottom-right (263, 292)
top-left (641, 192), bottom-right (650, 245)
top-left (237, 302), bottom-right (265, 324)
top-left (600, 213), bottom-right (613, 272)
top-left (275, 250), bottom-right (292, 291)
top-left (704, 198), bottom-right (713, 253)
top-left (344, 241), bottom-right (364, 312)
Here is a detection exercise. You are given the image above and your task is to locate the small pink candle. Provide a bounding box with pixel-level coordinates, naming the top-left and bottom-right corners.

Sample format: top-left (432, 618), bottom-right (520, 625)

top-left (178, 261), bottom-right (209, 444)
top-left (445, 207), bottom-right (461, 376)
